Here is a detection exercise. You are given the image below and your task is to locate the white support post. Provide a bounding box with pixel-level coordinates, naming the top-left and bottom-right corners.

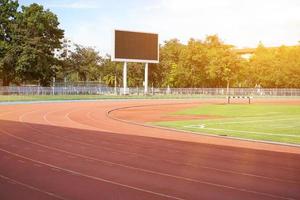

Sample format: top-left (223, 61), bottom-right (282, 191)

top-left (114, 75), bottom-right (117, 95)
top-left (144, 63), bottom-right (148, 94)
top-left (52, 77), bottom-right (55, 95)
top-left (123, 62), bottom-right (127, 95)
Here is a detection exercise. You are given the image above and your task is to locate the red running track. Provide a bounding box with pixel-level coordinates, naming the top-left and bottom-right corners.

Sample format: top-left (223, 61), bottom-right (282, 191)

top-left (0, 99), bottom-right (300, 200)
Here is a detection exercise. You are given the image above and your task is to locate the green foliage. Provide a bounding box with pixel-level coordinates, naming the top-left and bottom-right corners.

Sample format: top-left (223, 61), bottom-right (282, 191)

top-left (0, 1), bottom-right (64, 86)
top-left (15, 4), bottom-right (64, 85)
top-left (0, 0), bottom-right (18, 54)
top-left (0, 1), bottom-right (299, 88)
top-left (156, 35), bottom-right (244, 88)
top-left (156, 36), bottom-right (300, 88)
top-left (247, 44), bottom-right (300, 88)
top-left (100, 56), bottom-right (122, 87)
top-left (66, 45), bottom-right (102, 81)
top-left (0, 0), bottom-right (19, 85)
top-left (177, 38), bottom-right (208, 87)
top-left (205, 35), bottom-right (243, 88)
top-left (157, 39), bottom-right (184, 87)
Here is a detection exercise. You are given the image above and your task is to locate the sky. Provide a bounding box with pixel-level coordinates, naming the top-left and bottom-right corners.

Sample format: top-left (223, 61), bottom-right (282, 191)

top-left (19, 0), bottom-right (300, 55)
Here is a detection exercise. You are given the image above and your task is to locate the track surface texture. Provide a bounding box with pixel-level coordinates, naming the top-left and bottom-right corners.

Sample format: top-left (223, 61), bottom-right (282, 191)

top-left (0, 98), bottom-right (300, 200)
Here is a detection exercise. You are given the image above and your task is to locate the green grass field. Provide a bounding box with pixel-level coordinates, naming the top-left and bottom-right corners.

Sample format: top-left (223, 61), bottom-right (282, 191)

top-left (153, 104), bottom-right (300, 145)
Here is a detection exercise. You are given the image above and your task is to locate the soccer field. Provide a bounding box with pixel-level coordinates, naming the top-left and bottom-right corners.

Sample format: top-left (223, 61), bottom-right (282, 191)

top-left (153, 104), bottom-right (300, 145)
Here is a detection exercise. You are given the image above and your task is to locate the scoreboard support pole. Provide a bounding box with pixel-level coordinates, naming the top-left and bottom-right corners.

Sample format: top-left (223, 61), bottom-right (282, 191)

top-left (123, 62), bottom-right (128, 95)
top-left (144, 63), bottom-right (148, 94)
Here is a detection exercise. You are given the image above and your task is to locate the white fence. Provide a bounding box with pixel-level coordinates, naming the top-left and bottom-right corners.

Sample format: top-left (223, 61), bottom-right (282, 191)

top-left (0, 86), bottom-right (300, 96)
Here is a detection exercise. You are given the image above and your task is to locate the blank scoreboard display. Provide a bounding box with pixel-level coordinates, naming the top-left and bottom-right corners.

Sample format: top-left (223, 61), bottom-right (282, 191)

top-left (112, 30), bottom-right (159, 63)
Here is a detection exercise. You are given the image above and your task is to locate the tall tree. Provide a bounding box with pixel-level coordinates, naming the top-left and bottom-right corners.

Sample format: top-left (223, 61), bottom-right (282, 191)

top-left (0, 0), bottom-right (19, 85)
top-left (100, 56), bottom-right (122, 87)
top-left (204, 35), bottom-right (242, 90)
top-left (14, 3), bottom-right (64, 85)
top-left (67, 45), bottom-right (102, 81)
top-left (54, 38), bottom-right (73, 81)
top-left (158, 39), bottom-right (184, 87)
top-left (248, 44), bottom-right (300, 88)
top-left (176, 38), bottom-right (208, 87)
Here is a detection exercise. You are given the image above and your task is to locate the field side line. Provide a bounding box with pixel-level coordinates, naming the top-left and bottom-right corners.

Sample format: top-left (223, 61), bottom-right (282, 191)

top-left (212, 117), bottom-right (300, 125)
top-left (0, 174), bottom-right (69, 200)
top-left (200, 115), bottom-right (300, 125)
top-left (189, 126), bottom-right (300, 138)
top-left (0, 147), bottom-right (185, 200)
top-left (268, 125), bottom-right (299, 128)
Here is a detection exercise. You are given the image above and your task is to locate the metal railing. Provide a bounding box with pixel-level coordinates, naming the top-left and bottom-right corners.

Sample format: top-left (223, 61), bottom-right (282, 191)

top-left (0, 86), bottom-right (300, 96)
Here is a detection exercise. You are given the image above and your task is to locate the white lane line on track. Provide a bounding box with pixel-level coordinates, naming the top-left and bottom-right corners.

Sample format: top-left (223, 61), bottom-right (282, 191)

top-left (0, 110), bottom-right (19, 117)
top-left (43, 108), bottom-right (76, 126)
top-left (43, 108), bottom-right (93, 131)
top-left (0, 129), bottom-right (297, 200)
top-left (67, 155), bottom-right (76, 159)
top-left (0, 174), bottom-right (69, 200)
top-left (0, 107), bottom-right (35, 118)
top-left (64, 109), bottom-right (112, 132)
top-left (0, 148), bottom-right (185, 200)
top-left (51, 168), bottom-right (61, 172)
top-left (41, 106), bottom-right (115, 135)
top-left (20, 110), bottom-right (300, 177)
top-left (51, 109), bottom-right (300, 173)
top-left (44, 105), bottom-right (189, 157)
top-left (43, 107), bottom-right (172, 156)
top-left (16, 106), bottom-right (300, 184)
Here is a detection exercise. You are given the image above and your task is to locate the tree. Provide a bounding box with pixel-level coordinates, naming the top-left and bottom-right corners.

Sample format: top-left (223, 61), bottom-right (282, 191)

top-left (282, 46), bottom-right (300, 87)
top-left (99, 55), bottom-right (123, 89)
top-left (67, 45), bottom-right (103, 81)
top-left (15, 3), bottom-right (64, 85)
top-left (0, 0), bottom-right (19, 85)
top-left (204, 35), bottom-right (243, 91)
top-left (176, 38), bottom-right (208, 87)
top-left (127, 62), bottom-right (144, 87)
top-left (158, 39), bottom-right (184, 87)
top-left (0, 2), bottom-right (64, 86)
top-left (54, 38), bottom-right (73, 81)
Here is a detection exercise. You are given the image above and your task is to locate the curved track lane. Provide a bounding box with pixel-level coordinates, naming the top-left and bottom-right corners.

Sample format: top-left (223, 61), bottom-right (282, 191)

top-left (0, 99), bottom-right (300, 200)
